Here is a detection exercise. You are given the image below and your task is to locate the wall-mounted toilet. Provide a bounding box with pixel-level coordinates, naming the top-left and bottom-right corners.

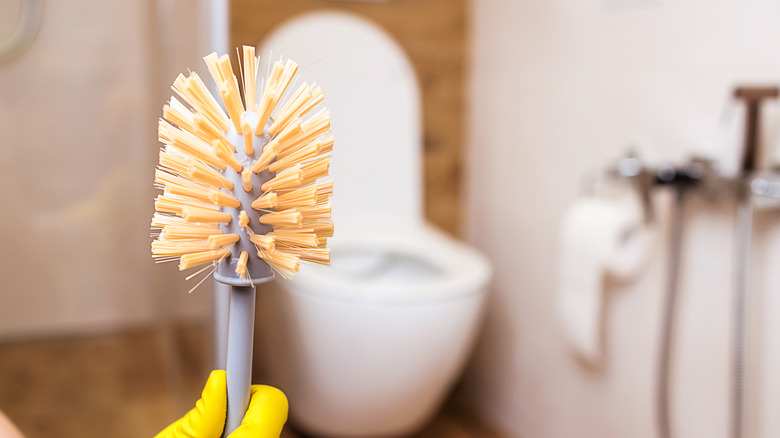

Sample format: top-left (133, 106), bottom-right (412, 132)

top-left (255, 11), bottom-right (492, 437)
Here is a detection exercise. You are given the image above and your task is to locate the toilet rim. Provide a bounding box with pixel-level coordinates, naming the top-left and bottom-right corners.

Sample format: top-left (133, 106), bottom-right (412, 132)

top-left (280, 225), bottom-right (492, 304)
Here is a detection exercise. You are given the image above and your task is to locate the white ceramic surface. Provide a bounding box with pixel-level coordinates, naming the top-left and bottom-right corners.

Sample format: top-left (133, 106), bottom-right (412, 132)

top-left (258, 226), bottom-right (491, 437)
top-left (255, 11), bottom-right (492, 437)
top-left (256, 10), bottom-right (422, 232)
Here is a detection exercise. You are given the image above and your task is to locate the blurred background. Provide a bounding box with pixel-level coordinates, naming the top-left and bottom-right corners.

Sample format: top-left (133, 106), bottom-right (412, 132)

top-left (3, 0), bottom-right (780, 437)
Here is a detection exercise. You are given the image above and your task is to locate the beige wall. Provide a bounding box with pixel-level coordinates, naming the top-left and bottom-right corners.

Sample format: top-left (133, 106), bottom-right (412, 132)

top-left (465, 1), bottom-right (780, 437)
top-left (0, 0), bottom-right (211, 340)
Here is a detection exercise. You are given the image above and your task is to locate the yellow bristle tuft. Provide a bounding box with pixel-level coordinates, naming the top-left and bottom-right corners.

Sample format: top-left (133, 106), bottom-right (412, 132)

top-left (172, 72), bottom-right (231, 133)
top-left (208, 233), bottom-right (240, 249)
top-left (152, 240), bottom-right (212, 258)
top-left (275, 110), bottom-right (331, 159)
top-left (275, 133), bottom-right (326, 162)
top-left (251, 192), bottom-right (276, 210)
top-left (296, 219), bottom-right (335, 237)
top-left (160, 226), bottom-right (223, 240)
top-left (208, 190), bottom-right (241, 208)
top-left (251, 121), bottom-right (302, 173)
top-left (274, 120), bottom-right (304, 145)
top-left (160, 120), bottom-right (227, 171)
top-left (155, 194), bottom-right (217, 215)
top-left (203, 54), bottom-right (244, 132)
top-left (250, 234), bottom-right (275, 252)
top-left (160, 185), bottom-right (210, 205)
top-left (299, 86), bottom-right (325, 119)
top-left (193, 112), bottom-right (232, 148)
top-left (318, 137), bottom-right (334, 154)
top-left (250, 142), bottom-right (278, 174)
top-left (269, 231), bottom-right (318, 247)
top-left (253, 61), bottom-right (284, 135)
top-left (259, 211), bottom-right (302, 227)
top-left (277, 247), bottom-right (330, 265)
top-left (241, 119), bottom-right (254, 155)
top-left (152, 212), bottom-right (214, 228)
top-left (158, 147), bottom-right (192, 177)
top-left (236, 251), bottom-right (250, 279)
top-left (294, 204), bottom-right (331, 219)
top-left (253, 59), bottom-right (299, 136)
top-left (163, 98), bottom-right (225, 147)
top-left (153, 213), bottom-right (220, 230)
top-left (182, 206), bottom-right (233, 224)
top-left (268, 83), bottom-right (311, 136)
top-left (274, 186), bottom-right (316, 210)
top-left (268, 140), bottom-right (321, 173)
top-left (238, 210), bottom-right (250, 228)
top-left (190, 73), bottom-right (232, 131)
top-left (163, 96), bottom-right (196, 133)
top-left (171, 132), bottom-right (227, 171)
top-left (258, 249), bottom-right (299, 276)
top-left (301, 108), bottom-right (330, 133)
top-left (188, 161), bottom-right (234, 190)
top-left (261, 167), bottom-right (303, 192)
top-left (300, 157), bottom-right (330, 184)
top-left (243, 46), bottom-right (257, 112)
top-left (316, 180), bottom-right (334, 198)
top-left (214, 140), bottom-right (242, 172)
top-left (155, 169), bottom-right (213, 203)
top-left (218, 54), bottom-right (246, 132)
top-left (242, 168), bottom-right (253, 193)
top-left (179, 248), bottom-right (231, 270)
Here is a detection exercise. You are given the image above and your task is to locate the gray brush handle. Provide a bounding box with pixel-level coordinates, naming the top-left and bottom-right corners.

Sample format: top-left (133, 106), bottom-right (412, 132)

top-left (214, 282), bottom-right (230, 370)
top-left (222, 285), bottom-right (256, 437)
top-left (216, 116), bottom-right (275, 436)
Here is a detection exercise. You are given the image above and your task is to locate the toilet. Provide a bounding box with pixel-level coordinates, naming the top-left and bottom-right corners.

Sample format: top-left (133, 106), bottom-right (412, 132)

top-left (254, 11), bottom-right (492, 437)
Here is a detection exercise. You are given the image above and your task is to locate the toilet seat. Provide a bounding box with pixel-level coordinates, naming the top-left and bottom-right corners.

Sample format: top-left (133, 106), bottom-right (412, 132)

top-left (286, 224), bottom-right (491, 303)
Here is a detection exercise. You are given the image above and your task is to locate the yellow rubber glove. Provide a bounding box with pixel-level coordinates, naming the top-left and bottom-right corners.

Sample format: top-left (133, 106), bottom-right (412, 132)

top-left (155, 370), bottom-right (288, 438)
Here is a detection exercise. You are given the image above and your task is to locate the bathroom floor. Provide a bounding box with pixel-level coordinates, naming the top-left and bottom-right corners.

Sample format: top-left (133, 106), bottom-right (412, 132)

top-left (0, 324), bottom-right (501, 438)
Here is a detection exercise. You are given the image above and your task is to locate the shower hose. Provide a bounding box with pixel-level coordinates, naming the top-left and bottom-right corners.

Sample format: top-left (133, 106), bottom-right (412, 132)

top-left (657, 188), bottom-right (752, 438)
top-left (657, 188), bottom-right (686, 438)
top-left (731, 194), bottom-right (753, 438)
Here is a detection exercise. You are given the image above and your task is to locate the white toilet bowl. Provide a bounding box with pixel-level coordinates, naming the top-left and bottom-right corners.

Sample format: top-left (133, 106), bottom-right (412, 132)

top-left (254, 11), bottom-right (492, 437)
top-left (258, 226), bottom-right (490, 436)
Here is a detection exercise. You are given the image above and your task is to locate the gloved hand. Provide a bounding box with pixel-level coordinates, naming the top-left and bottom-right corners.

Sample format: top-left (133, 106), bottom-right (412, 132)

top-left (155, 370), bottom-right (288, 438)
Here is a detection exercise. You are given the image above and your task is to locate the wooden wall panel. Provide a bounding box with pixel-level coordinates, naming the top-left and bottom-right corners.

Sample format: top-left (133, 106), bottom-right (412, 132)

top-left (231, 0), bottom-right (467, 235)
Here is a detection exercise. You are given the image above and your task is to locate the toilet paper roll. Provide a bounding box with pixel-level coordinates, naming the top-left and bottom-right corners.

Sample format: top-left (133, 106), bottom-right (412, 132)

top-left (557, 193), bottom-right (652, 365)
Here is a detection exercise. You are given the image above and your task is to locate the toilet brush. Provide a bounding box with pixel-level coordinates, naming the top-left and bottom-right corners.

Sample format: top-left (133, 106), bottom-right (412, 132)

top-left (150, 46), bottom-right (333, 436)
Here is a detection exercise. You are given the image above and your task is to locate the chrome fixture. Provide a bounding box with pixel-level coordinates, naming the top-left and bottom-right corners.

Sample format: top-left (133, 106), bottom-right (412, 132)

top-left (604, 86), bottom-right (779, 438)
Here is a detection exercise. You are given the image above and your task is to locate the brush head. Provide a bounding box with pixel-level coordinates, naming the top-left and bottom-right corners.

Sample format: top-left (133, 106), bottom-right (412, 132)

top-left (214, 114), bottom-right (275, 286)
top-left (150, 47), bottom-right (333, 289)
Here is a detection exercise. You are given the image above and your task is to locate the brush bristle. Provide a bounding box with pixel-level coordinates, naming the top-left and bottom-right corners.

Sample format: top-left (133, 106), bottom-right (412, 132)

top-left (151, 47), bottom-right (333, 282)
